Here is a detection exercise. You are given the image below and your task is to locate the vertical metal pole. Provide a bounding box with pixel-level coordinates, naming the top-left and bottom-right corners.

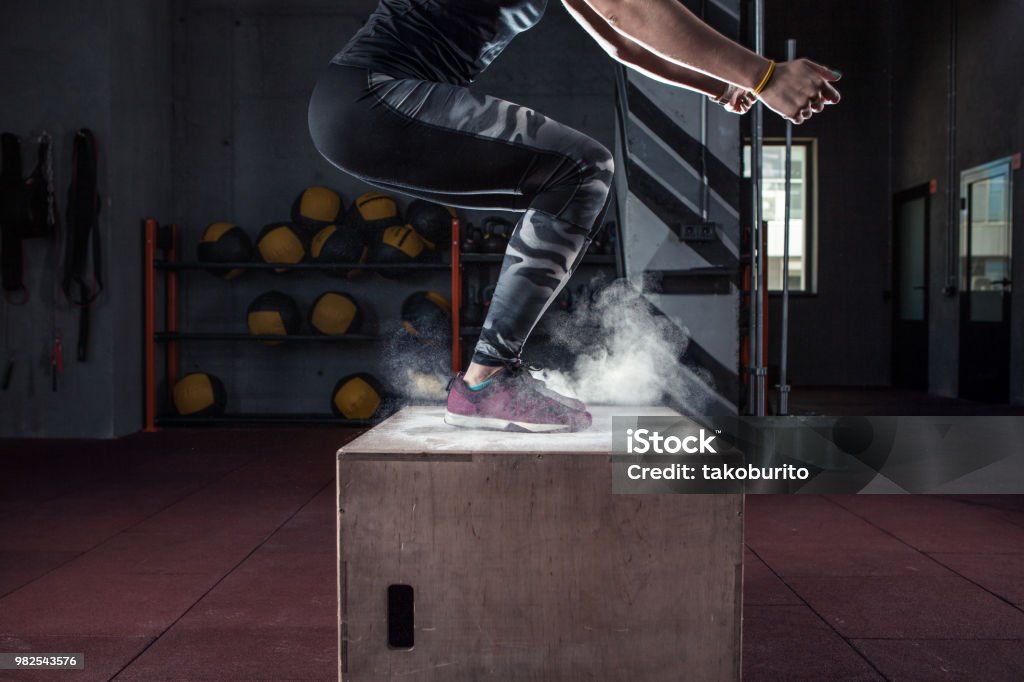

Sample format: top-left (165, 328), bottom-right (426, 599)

top-left (700, 0), bottom-right (710, 224)
top-left (167, 223), bottom-right (180, 392)
top-left (451, 217), bottom-right (462, 373)
top-left (143, 219), bottom-right (158, 432)
top-left (945, 0), bottom-right (959, 295)
top-left (777, 38), bottom-right (796, 416)
top-left (700, 94), bottom-right (709, 222)
top-left (750, 0), bottom-right (767, 415)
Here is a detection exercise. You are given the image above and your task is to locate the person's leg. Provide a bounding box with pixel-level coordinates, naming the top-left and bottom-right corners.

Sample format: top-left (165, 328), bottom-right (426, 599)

top-left (308, 65), bottom-right (613, 430)
top-left (310, 64), bottom-right (613, 349)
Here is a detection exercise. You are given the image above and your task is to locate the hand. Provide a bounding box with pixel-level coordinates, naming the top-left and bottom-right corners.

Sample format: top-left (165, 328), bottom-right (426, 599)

top-left (713, 84), bottom-right (756, 115)
top-left (757, 58), bottom-right (842, 124)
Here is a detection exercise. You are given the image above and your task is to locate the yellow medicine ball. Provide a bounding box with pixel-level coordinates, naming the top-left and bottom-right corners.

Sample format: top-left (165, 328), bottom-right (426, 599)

top-left (247, 291), bottom-right (302, 344)
top-left (310, 292), bottom-right (360, 336)
top-left (256, 222), bottom-right (305, 272)
top-left (172, 372), bottom-right (227, 417)
top-left (376, 224), bottom-right (427, 261)
top-left (331, 373), bottom-right (384, 420)
top-left (343, 191), bottom-right (401, 244)
top-left (292, 186), bottom-right (343, 229)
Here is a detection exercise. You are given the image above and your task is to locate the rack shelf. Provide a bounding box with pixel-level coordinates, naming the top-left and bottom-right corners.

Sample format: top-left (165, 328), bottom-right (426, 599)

top-left (459, 253), bottom-right (616, 265)
top-left (144, 219), bottom-right (463, 431)
top-left (155, 413), bottom-right (377, 426)
top-left (144, 215), bottom-right (619, 430)
top-left (154, 332), bottom-right (380, 343)
top-left (154, 260), bottom-right (451, 272)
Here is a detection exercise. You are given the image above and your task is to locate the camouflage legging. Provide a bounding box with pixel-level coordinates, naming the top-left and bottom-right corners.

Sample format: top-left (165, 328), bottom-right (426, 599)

top-left (308, 64), bottom-right (614, 366)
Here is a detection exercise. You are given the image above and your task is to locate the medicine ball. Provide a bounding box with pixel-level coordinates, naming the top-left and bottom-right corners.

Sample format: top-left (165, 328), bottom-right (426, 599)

top-left (405, 200), bottom-right (456, 250)
top-left (310, 291), bottom-right (361, 335)
top-left (331, 373), bottom-right (384, 420)
top-left (401, 291), bottom-right (451, 344)
top-left (172, 372), bottom-right (227, 417)
top-left (247, 290), bottom-right (302, 344)
top-left (374, 224), bottom-right (427, 265)
top-left (256, 222), bottom-right (305, 272)
top-left (343, 191), bottom-right (401, 244)
top-left (310, 223), bottom-right (368, 276)
top-left (291, 186), bottom-right (343, 237)
top-left (197, 222), bottom-right (252, 280)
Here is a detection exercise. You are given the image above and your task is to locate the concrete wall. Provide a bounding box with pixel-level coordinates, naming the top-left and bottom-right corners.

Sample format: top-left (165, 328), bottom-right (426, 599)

top-left (891, 0), bottom-right (1024, 403)
top-left (4, 0), bottom-right (1021, 436)
top-left (0, 0), bottom-right (614, 433)
top-left (0, 0), bottom-right (172, 437)
top-left (761, 0), bottom-right (1023, 404)
top-left (761, 0), bottom-right (893, 387)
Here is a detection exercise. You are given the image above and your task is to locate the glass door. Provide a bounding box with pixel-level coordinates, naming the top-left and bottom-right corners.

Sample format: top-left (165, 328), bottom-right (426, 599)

top-left (892, 185), bottom-right (929, 390)
top-left (959, 158), bottom-right (1013, 402)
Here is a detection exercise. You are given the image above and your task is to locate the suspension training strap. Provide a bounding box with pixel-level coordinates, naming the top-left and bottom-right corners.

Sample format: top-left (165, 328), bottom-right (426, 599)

top-left (62, 128), bottom-right (102, 361)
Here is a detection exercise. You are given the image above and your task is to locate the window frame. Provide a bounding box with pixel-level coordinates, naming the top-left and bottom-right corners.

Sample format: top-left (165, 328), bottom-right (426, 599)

top-left (742, 137), bottom-right (819, 296)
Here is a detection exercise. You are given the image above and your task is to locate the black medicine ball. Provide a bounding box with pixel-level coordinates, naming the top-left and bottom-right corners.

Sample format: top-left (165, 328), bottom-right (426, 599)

top-left (172, 372), bottom-right (227, 417)
top-left (247, 290), bottom-right (302, 344)
top-left (405, 200), bottom-right (456, 251)
top-left (310, 291), bottom-right (361, 336)
top-left (343, 191), bottom-right (401, 244)
top-left (310, 224), bottom-right (368, 277)
top-left (256, 222), bottom-right (305, 272)
top-left (331, 373), bottom-right (384, 420)
top-left (401, 291), bottom-right (451, 343)
top-left (196, 222), bottom-right (253, 280)
top-left (291, 186), bottom-right (344, 235)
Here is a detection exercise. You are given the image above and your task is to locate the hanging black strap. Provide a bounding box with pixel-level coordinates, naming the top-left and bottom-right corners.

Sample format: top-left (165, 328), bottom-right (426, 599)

top-left (62, 129), bottom-right (102, 361)
top-left (1, 133), bottom-right (27, 295)
top-left (24, 132), bottom-right (56, 239)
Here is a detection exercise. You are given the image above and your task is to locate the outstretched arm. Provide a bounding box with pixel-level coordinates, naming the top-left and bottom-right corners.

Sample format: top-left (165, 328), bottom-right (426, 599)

top-left (562, 0), bottom-right (754, 114)
top-left (566, 0), bottom-right (841, 123)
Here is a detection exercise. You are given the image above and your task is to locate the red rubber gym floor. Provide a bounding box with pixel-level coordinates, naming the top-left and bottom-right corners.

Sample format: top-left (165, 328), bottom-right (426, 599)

top-left (2, 402), bottom-right (1023, 680)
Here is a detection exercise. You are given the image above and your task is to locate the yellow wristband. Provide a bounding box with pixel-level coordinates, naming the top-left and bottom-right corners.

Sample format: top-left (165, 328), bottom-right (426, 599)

top-left (753, 60), bottom-right (776, 96)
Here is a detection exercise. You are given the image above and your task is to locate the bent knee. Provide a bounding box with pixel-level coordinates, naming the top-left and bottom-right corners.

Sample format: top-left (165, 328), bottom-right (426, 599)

top-left (572, 140), bottom-right (614, 189)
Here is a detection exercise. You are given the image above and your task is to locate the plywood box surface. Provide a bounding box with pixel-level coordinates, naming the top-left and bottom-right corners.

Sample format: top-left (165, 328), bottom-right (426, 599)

top-left (338, 406), bottom-right (743, 681)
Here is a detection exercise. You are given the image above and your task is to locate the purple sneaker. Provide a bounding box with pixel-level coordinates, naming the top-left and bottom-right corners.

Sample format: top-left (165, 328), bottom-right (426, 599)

top-left (445, 367), bottom-right (592, 433)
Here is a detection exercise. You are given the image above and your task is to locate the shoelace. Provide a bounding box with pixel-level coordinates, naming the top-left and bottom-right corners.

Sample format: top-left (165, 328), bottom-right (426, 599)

top-left (503, 359), bottom-right (547, 387)
top-left (445, 359), bottom-right (545, 392)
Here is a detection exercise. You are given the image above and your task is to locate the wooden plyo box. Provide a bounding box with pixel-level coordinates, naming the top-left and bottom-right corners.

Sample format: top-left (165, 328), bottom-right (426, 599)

top-left (337, 406), bottom-right (743, 681)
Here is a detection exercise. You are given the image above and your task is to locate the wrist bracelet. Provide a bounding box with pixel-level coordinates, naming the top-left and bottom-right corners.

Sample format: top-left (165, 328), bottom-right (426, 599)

top-left (753, 60), bottom-right (776, 96)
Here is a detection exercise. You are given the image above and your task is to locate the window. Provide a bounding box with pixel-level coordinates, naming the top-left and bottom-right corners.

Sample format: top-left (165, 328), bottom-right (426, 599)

top-left (742, 140), bottom-right (816, 292)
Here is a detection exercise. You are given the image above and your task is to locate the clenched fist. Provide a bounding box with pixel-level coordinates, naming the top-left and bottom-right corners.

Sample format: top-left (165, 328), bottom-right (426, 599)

top-left (758, 58), bottom-right (842, 124)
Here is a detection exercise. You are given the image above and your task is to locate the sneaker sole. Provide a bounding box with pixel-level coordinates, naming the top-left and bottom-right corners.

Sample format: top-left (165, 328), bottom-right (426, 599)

top-left (444, 411), bottom-right (578, 433)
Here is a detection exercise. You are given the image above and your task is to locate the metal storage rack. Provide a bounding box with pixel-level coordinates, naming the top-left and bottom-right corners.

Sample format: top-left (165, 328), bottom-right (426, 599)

top-left (142, 218), bottom-right (467, 430)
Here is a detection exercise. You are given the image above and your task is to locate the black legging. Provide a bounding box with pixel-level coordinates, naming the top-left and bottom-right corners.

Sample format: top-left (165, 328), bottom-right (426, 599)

top-left (308, 63), bottom-right (614, 367)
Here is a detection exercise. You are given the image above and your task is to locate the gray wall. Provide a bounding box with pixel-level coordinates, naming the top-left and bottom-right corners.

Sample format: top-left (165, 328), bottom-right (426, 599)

top-left (761, 0), bottom-right (893, 387)
top-left (1, 0), bottom-right (617, 434)
top-left (762, 0), bottom-right (1023, 404)
top-left (0, 0), bottom-right (172, 437)
top-left (891, 0), bottom-right (1024, 402)
top-left (4, 0), bottom-right (1022, 437)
